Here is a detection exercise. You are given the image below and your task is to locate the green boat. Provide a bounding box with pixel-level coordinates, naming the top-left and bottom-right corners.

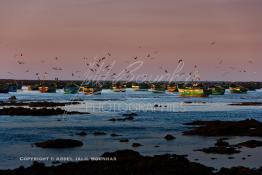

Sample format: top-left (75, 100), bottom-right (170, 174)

top-left (230, 85), bottom-right (248, 94)
top-left (64, 84), bottom-right (79, 94)
top-left (209, 86), bottom-right (225, 95)
top-left (150, 84), bottom-right (166, 93)
top-left (178, 84), bottom-right (210, 97)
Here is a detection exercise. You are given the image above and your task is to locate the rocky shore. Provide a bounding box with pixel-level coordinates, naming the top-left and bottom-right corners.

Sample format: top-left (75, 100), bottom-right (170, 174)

top-left (183, 119), bottom-right (262, 136)
top-left (0, 101), bottom-right (80, 107)
top-left (0, 107), bottom-right (88, 116)
top-left (0, 150), bottom-right (262, 175)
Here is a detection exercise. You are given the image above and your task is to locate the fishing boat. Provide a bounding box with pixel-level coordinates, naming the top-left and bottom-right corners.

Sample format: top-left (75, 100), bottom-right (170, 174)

top-left (150, 84), bottom-right (166, 93)
top-left (178, 84), bottom-right (210, 97)
top-left (8, 84), bottom-right (18, 92)
top-left (209, 86), bottom-right (225, 95)
top-left (132, 83), bottom-right (149, 91)
top-left (64, 84), bottom-right (79, 94)
top-left (80, 82), bottom-right (102, 95)
top-left (0, 84), bottom-right (9, 93)
top-left (167, 84), bottom-right (178, 92)
top-left (39, 84), bottom-right (57, 93)
top-left (112, 83), bottom-right (126, 92)
top-left (230, 85), bottom-right (248, 94)
top-left (27, 84), bottom-right (39, 91)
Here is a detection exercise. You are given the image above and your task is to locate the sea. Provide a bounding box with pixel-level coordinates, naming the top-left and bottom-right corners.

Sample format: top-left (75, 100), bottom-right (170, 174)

top-left (0, 88), bottom-right (262, 170)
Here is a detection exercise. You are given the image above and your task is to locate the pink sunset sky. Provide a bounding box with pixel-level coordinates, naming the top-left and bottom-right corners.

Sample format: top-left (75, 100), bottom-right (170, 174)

top-left (0, 0), bottom-right (261, 81)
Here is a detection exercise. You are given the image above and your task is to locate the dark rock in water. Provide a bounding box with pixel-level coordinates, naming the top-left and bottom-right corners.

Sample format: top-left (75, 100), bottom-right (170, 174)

top-left (0, 101), bottom-right (80, 107)
top-left (52, 161), bottom-right (61, 164)
top-left (196, 146), bottom-right (240, 155)
top-left (109, 116), bottom-right (134, 122)
top-left (217, 166), bottom-right (260, 175)
top-left (110, 134), bottom-right (122, 137)
top-left (0, 107), bottom-right (87, 116)
top-left (229, 102), bottom-right (262, 106)
top-left (154, 145), bottom-right (160, 148)
top-left (119, 139), bottom-right (129, 142)
top-left (93, 132), bottom-right (107, 136)
top-left (183, 119), bottom-right (262, 137)
top-left (215, 138), bottom-right (230, 147)
top-left (122, 112), bottom-right (138, 117)
top-left (76, 131), bottom-right (87, 136)
top-left (164, 134), bottom-right (176, 141)
top-left (102, 150), bottom-right (141, 161)
top-left (35, 139), bottom-right (83, 148)
top-left (154, 104), bottom-right (159, 107)
top-left (132, 143), bottom-right (143, 147)
top-left (242, 157), bottom-right (246, 160)
top-left (5, 149), bottom-right (262, 175)
top-left (184, 101), bottom-right (193, 104)
top-left (237, 140), bottom-right (262, 148)
top-left (1, 150), bottom-right (214, 175)
top-left (8, 96), bottom-right (17, 102)
top-left (228, 157), bottom-right (235, 159)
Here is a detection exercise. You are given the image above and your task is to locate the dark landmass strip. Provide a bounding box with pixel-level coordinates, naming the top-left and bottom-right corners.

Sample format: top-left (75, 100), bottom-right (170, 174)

top-left (0, 101), bottom-right (80, 107)
top-left (1, 150), bottom-right (262, 175)
top-left (35, 139), bottom-right (83, 148)
top-left (183, 119), bottom-right (262, 136)
top-left (228, 102), bottom-right (262, 106)
top-left (237, 140), bottom-right (262, 148)
top-left (196, 138), bottom-right (241, 155)
top-left (0, 107), bottom-right (88, 116)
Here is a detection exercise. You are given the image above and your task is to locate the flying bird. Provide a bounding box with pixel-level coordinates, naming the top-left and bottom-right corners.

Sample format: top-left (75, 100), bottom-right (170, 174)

top-left (17, 61), bottom-right (25, 65)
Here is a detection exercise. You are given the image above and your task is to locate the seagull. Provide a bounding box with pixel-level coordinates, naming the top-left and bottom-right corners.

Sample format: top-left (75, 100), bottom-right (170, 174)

top-left (210, 41), bottom-right (216, 45)
top-left (17, 61), bottom-right (25, 64)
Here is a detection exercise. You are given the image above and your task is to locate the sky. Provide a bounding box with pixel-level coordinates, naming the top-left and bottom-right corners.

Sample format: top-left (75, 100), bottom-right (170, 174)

top-left (0, 0), bottom-right (261, 81)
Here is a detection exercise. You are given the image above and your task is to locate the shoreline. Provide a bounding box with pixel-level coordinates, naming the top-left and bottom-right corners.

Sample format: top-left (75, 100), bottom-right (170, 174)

top-left (0, 149), bottom-right (261, 175)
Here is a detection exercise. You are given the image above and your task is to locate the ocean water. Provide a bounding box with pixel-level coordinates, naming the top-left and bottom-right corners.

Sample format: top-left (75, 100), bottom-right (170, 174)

top-left (0, 88), bottom-right (262, 170)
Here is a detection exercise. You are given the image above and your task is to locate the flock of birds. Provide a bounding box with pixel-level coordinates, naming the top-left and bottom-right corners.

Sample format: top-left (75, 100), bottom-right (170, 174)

top-left (5, 42), bottom-right (256, 81)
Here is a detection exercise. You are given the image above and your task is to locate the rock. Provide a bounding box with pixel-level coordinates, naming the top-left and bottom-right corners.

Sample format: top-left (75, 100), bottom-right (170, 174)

top-left (119, 139), bottom-right (129, 142)
top-left (132, 143), bottom-right (143, 147)
top-left (93, 132), bottom-right (107, 136)
top-left (183, 119), bottom-right (262, 137)
top-left (237, 140), bottom-right (262, 148)
top-left (229, 102), bottom-right (262, 106)
top-left (154, 104), bottom-right (159, 107)
top-left (196, 146), bottom-right (240, 155)
top-left (110, 134), bottom-right (122, 137)
top-left (0, 107), bottom-right (88, 116)
top-left (215, 138), bottom-right (230, 147)
top-left (76, 131), bottom-right (87, 136)
top-left (122, 113), bottom-right (138, 117)
top-left (108, 116), bottom-right (134, 122)
top-left (35, 139), bottom-right (83, 148)
top-left (0, 101), bottom-right (80, 107)
top-left (8, 96), bottom-right (17, 102)
top-left (10, 149), bottom-right (262, 175)
top-left (217, 166), bottom-right (260, 175)
top-left (164, 134), bottom-right (176, 141)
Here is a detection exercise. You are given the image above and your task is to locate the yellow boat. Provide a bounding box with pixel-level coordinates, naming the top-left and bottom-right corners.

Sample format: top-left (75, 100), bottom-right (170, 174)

top-left (112, 83), bottom-right (126, 92)
top-left (83, 87), bottom-right (102, 95)
top-left (39, 86), bottom-right (49, 93)
top-left (167, 85), bottom-right (178, 92)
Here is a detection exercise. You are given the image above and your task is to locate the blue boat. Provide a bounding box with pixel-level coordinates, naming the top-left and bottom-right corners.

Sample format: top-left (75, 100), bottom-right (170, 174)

top-left (8, 84), bottom-right (18, 92)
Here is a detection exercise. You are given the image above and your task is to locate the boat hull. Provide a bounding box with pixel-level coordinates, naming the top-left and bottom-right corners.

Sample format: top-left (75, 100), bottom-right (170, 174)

top-left (178, 88), bottom-right (209, 97)
top-left (64, 87), bottom-right (79, 94)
